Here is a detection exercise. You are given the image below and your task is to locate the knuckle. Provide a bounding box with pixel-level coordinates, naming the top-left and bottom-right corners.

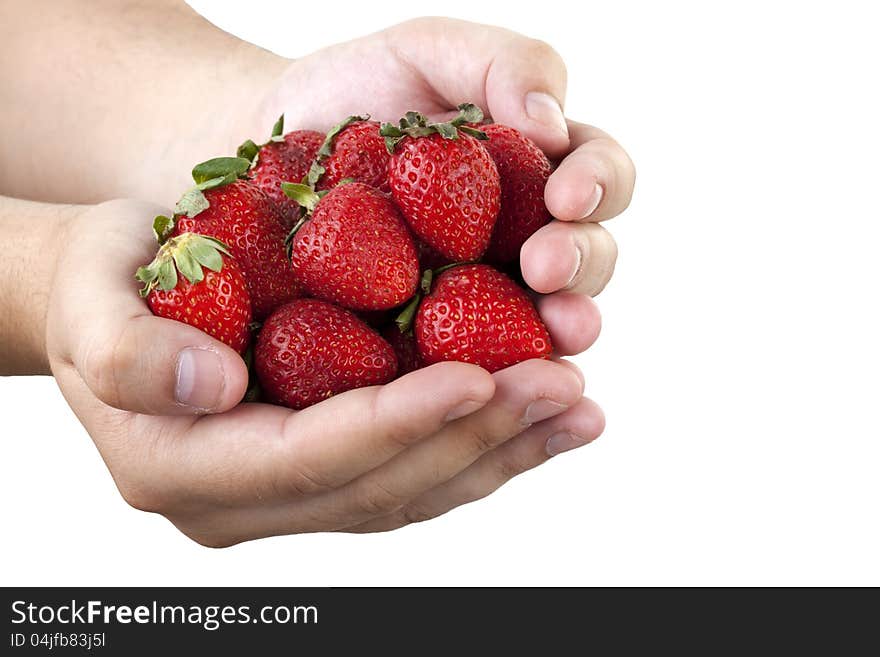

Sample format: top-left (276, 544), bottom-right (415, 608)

top-left (523, 38), bottom-right (565, 71)
top-left (117, 480), bottom-right (167, 514)
top-left (81, 326), bottom-right (136, 409)
top-left (356, 480), bottom-right (407, 516)
top-left (495, 456), bottom-right (527, 483)
top-left (284, 464), bottom-right (336, 498)
top-left (399, 503), bottom-right (437, 526)
top-left (456, 423), bottom-right (504, 456)
top-left (370, 388), bottom-right (420, 451)
top-left (470, 428), bottom-right (500, 454)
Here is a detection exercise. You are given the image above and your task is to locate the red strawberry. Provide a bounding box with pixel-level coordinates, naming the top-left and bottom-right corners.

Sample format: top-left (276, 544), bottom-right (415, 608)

top-left (238, 115), bottom-right (323, 228)
top-left (481, 124), bottom-right (553, 264)
top-left (407, 264), bottom-right (552, 373)
top-left (283, 181), bottom-right (419, 311)
top-left (166, 157), bottom-right (302, 320)
top-left (381, 104), bottom-right (500, 261)
top-left (307, 116), bottom-right (390, 193)
top-left (382, 325), bottom-right (423, 377)
top-left (136, 232), bottom-right (252, 353)
top-left (255, 299), bottom-right (397, 409)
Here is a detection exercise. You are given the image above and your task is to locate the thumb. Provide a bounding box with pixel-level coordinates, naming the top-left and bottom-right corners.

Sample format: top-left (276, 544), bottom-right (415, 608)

top-left (391, 18), bottom-right (570, 156)
top-left (74, 315), bottom-right (249, 416)
top-left (47, 200), bottom-right (249, 415)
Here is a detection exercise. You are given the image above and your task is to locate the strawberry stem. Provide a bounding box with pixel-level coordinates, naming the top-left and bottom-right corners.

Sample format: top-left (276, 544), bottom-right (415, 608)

top-left (379, 103), bottom-right (488, 153)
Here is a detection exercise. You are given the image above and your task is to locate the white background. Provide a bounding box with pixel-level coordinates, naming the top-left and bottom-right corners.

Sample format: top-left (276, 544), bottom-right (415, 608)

top-left (2, 0), bottom-right (878, 586)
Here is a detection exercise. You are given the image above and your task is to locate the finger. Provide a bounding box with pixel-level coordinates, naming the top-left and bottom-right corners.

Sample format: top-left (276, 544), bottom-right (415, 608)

top-left (276, 362), bottom-right (497, 489)
top-left (115, 356), bottom-right (579, 546)
top-left (304, 359), bottom-right (584, 530)
top-left (388, 18), bottom-right (571, 156)
top-left (536, 293), bottom-right (602, 356)
top-left (345, 397), bottom-right (605, 532)
top-left (544, 121), bottom-right (636, 222)
top-left (143, 362), bottom-right (495, 508)
top-left (520, 220), bottom-right (618, 296)
top-left (47, 200), bottom-right (248, 415)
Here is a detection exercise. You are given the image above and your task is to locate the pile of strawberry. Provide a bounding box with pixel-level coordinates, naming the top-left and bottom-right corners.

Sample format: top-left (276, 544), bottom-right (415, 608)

top-left (137, 104), bottom-right (556, 409)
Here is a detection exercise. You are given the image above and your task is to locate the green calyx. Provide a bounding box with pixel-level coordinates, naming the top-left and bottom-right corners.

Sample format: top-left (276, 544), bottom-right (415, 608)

top-left (172, 156), bottom-right (252, 221)
top-left (379, 103), bottom-right (488, 153)
top-left (306, 115), bottom-right (368, 188)
top-left (236, 139), bottom-right (261, 164)
top-left (281, 182), bottom-right (322, 213)
top-left (236, 114), bottom-right (287, 168)
top-left (135, 232), bottom-right (231, 297)
top-left (280, 182), bottom-right (332, 256)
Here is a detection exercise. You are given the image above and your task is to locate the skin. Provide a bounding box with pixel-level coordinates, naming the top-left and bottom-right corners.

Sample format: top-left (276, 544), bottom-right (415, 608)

top-left (0, 2), bottom-right (634, 546)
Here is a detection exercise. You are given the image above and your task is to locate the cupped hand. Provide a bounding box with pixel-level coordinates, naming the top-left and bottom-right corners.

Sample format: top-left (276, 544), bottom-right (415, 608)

top-left (258, 17), bottom-right (635, 307)
top-left (45, 200), bottom-right (605, 546)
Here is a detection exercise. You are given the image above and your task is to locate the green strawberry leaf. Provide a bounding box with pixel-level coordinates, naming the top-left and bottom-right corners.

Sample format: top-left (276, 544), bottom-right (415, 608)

top-left (157, 258), bottom-right (178, 291)
top-left (379, 123), bottom-right (405, 153)
top-left (459, 125), bottom-right (489, 140)
top-left (174, 187), bottom-right (210, 218)
top-left (305, 161), bottom-right (326, 188)
top-left (304, 115), bottom-right (369, 188)
top-left (270, 114), bottom-right (285, 141)
top-left (452, 103), bottom-right (484, 125)
top-left (187, 235), bottom-right (227, 272)
top-left (237, 139), bottom-right (261, 165)
top-left (152, 215), bottom-right (176, 244)
top-left (434, 123), bottom-right (458, 140)
top-left (172, 246), bottom-right (203, 285)
top-left (281, 182), bottom-right (321, 213)
top-left (382, 103), bottom-right (487, 148)
top-left (191, 157), bottom-right (251, 185)
top-left (135, 262), bottom-right (160, 297)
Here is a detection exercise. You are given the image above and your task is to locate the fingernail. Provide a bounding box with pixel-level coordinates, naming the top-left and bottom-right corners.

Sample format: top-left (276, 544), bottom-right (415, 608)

top-left (525, 91), bottom-right (568, 138)
top-left (522, 399), bottom-right (568, 425)
top-left (445, 399), bottom-right (486, 422)
top-left (564, 243), bottom-right (583, 289)
top-left (545, 432), bottom-right (590, 456)
top-left (581, 184), bottom-right (604, 219)
top-left (175, 348), bottom-right (224, 411)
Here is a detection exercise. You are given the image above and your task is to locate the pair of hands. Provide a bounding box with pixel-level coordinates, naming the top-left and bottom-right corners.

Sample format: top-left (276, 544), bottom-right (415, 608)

top-left (47, 19), bottom-right (634, 546)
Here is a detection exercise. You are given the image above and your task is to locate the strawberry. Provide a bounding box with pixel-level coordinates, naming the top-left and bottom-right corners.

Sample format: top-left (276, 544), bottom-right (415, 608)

top-left (381, 104), bottom-right (501, 261)
top-left (163, 157), bottom-right (302, 320)
top-left (400, 264), bottom-right (552, 373)
top-left (136, 232), bottom-right (252, 353)
top-left (382, 325), bottom-right (423, 377)
top-left (282, 181), bottom-right (419, 311)
top-left (238, 115), bottom-right (324, 228)
top-left (255, 298), bottom-right (397, 409)
top-left (306, 116), bottom-right (390, 193)
top-left (481, 124), bottom-right (553, 264)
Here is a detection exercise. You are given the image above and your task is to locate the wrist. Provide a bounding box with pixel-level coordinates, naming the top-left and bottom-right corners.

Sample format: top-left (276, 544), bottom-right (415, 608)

top-left (0, 197), bottom-right (79, 375)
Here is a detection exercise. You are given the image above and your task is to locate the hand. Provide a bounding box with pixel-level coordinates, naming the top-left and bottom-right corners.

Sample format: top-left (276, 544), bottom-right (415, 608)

top-left (258, 17), bottom-right (635, 301)
top-left (45, 200), bottom-right (605, 546)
